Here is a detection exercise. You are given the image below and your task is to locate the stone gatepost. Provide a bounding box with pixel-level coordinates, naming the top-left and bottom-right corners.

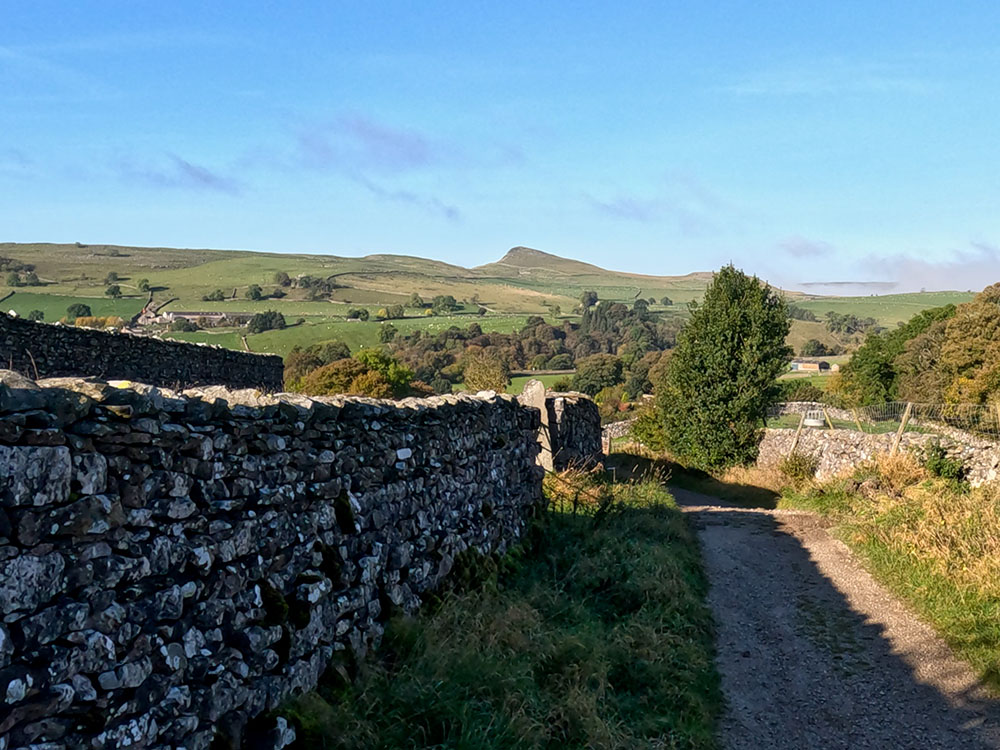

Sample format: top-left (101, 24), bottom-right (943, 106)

top-left (518, 378), bottom-right (553, 471)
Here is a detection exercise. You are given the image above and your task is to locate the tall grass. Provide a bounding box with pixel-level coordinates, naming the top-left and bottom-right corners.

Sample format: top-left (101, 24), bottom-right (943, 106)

top-left (781, 454), bottom-right (1000, 689)
top-left (279, 472), bottom-right (720, 749)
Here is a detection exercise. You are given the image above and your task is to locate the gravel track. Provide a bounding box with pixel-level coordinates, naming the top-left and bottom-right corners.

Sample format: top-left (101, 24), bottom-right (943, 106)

top-left (673, 485), bottom-right (1000, 750)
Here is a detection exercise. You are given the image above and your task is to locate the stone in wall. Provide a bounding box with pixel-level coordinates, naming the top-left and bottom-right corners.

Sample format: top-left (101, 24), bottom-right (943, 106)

top-left (0, 314), bottom-right (283, 391)
top-left (0, 371), bottom-right (542, 749)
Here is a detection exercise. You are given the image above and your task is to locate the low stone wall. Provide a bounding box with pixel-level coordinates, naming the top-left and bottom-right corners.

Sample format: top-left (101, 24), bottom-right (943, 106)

top-left (0, 372), bottom-right (542, 749)
top-left (518, 381), bottom-right (603, 471)
top-left (758, 428), bottom-right (1000, 486)
top-left (768, 401), bottom-right (855, 421)
top-left (602, 418), bottom-right (636, 443)
top-left (1, 314), bottom-right (283, 391)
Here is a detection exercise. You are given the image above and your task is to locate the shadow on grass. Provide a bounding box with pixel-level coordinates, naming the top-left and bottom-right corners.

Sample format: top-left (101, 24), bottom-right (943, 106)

top-left (605, 450), bottom-right (780, 510)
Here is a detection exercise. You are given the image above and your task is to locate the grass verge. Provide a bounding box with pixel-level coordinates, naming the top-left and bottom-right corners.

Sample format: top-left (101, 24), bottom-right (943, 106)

top-left (778, 454), bottom-right (1000, 690)
top-left (279, 469), bottom-right (721, 749)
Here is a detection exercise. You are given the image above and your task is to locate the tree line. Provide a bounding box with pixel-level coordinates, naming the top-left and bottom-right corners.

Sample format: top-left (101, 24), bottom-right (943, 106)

top-left (832, 283), bottom-right (1000, 406)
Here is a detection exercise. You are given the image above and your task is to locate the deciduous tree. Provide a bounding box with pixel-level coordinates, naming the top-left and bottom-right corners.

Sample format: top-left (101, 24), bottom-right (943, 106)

top-left (656, 265), bottom-right (790, 469)
top-left (463, 351), bottom-right (510, 393)
top-left (572, 354), bottom-right (624, 396)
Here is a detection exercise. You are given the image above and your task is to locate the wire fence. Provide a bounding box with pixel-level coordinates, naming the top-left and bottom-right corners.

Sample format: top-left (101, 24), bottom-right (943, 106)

top-left (767, 401), bottom-right (1000, 444)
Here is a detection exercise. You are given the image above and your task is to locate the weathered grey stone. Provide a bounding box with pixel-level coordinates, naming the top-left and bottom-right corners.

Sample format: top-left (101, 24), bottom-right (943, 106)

top-left (0, 552), bottom-right (65, 615)
top-left (72, 453), bottom-right (107, 495)
top-left (0, 624), bottom-right (11, 669)
top-left (18, 603), bottom-right (89, 647)
top-left (0, 445), bottom-right (71, 507)
top-left (758, 421), bottom-right (1000, 487)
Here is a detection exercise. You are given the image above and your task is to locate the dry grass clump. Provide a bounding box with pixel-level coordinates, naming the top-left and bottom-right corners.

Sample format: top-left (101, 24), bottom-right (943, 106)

top-left (843, 453), bottom-right (929, 499)
top-left (721, 463), bottom-right (794, 493)
top-left (861, 478), bottom-right (1000, 595)
top-left (775, 452), bottom-right (819, 488)
top-left (543, 467), bottom-right (610, 512)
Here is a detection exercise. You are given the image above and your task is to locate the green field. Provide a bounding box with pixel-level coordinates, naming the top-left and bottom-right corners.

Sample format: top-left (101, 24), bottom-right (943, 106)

top-left (778, 372), bottom-right (839, 386)
top-left (452, 374), bottom-right (569, 395)
top-left (506, 374), bottom-right (568, 394)
top-left (1, 242), bottom-right (986, 363)
top-left (1, 291), bottom-right (145, 322)
top-left (167, 313), bottom-right (538, 357)
top-left (795, 291), bottom-right (975, 327)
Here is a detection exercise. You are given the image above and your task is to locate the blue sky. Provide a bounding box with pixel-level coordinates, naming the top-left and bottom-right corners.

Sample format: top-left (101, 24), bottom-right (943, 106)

top-left (3, 1), bottom-right (999, 291)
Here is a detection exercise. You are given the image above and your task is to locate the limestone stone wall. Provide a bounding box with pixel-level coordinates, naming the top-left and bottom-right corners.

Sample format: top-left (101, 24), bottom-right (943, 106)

top-left (0, 372), bottom-right (542, 749)
top-left (758, 427), bottom-right (1000, 486)
top-left (602, 418), bottom-right (636, 443)
top-left (768, 401), bottom-right (855, 421)
top-left (0, 314), bottom-right (283, 391)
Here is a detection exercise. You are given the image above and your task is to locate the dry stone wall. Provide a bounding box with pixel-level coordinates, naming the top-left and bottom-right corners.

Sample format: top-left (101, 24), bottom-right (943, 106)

top-left (0, 372), bottom-right (542, 750)
top-left (602, 418), bottom-right (636, 443)
top-left (1, 315), bottom-right (283, 391)
top-left (758, 427), bottom-right (1000, 486)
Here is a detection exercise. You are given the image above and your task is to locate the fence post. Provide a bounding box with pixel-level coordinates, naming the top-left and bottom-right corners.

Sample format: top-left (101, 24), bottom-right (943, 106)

top-left (822, 408), bottom-right (835, 431)
top-left (788, 412), bottom-right (806, 457)
top-left (852, 408), bottom-right (864, 434)
top-left (889, 402), bottom-right (913, 456)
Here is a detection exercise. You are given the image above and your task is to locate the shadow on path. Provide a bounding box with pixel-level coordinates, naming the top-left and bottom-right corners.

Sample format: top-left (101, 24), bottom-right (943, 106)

top-left (606, 452), bottom-right (780, 509)
top-left (672, 484), bottom-right (1000, 750)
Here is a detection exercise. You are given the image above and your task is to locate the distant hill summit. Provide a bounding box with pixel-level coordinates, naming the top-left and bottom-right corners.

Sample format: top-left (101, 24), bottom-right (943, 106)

top-left (477, 246), bottom-right (608, 276)
top-left (475, 246), bottom-right (716, 285)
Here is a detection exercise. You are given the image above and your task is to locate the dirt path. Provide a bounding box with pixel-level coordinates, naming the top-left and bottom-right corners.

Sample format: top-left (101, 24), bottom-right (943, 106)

top-left (673, 486), bottom-right (1000, 750)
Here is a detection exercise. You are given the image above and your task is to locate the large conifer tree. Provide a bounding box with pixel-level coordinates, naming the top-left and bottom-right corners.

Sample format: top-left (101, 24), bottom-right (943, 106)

top-left (657, 265), bottom-right (791, 469)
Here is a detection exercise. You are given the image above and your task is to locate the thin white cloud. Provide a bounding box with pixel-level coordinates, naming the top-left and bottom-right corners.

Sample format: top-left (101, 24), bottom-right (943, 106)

top-left (10, 30), bottom-right (234, 56)
top-left (0, 149), bottom-right (33, 180)
top-left (295, 115), bottom-right (450, 174)
top-left (586, 173), bottom-right (740, 237)
top-left (354, 175), bottom-right (461, 222)
top-left (115, 154), bottom-right (242, 195)
top-left (0, 44), bottom-right (117, 102)
top-left (285, 114), bottom-right (470, 220)
top-left (864, 242), bottom-right (999, 293)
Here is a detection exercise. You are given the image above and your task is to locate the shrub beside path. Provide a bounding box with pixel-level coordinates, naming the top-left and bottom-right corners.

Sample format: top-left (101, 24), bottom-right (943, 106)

top-left (673, 485), bottom-right (1000, 749)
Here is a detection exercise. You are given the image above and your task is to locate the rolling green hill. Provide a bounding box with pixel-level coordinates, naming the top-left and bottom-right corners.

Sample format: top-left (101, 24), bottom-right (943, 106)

top-left (0, 242), bottom-right (720, 314)
top-left (0, 241), bottom-right (980, 359)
